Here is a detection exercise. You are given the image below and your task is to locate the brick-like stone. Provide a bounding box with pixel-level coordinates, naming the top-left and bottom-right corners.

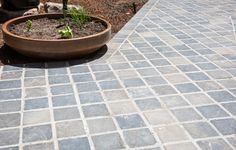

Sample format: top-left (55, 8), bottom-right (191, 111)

top-left (59, 137), bottom-right (90, 150)
top-left (56, 120), bottom-right (85, 138)
top-left (0, 129), bottom-right (19, 146)
top-left (123, 128), bottom-right (156, 148)
top-left (23, 124), bottom-right (52, 143)
top-left (116, 114), bottom-right (146, 129)
top-left (82, 104), bottom-right (109, 118)
top-left (87, 118), bottom-right (116, 134)
top-left (92, 133), bottom-right (124, 150)
top-left (54, 107), bottom-right (80, 121)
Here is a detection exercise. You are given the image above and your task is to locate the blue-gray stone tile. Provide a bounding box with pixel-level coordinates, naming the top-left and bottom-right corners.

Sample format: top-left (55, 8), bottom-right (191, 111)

top-left (197, 138), bottom-right (233, 150)
top-left (82, 104), bottom-right (109, 118)
top-left (72, 73), bottom-right (93, 83)
top-left (123, 128), bottom-right (156, 148)
top-left (186, 72), bottom-right (210, 81)
top-left (122, 78), bottom-right (145, 87)
top-left (207, 91), bottom-right (236, 102)
top-left (77, 82), bottom-right (99, 93)
top-left (53, 107), bottom-right (80, 121)
top-left (0, 129), bottom-right (19, 146)
top-left (79, 92), bottom-right (103, 104)
top-left (222, 102), bottom-right (236, 115)
top-left (211, 118), bottom-right (236, 135)
top-left (0, 113), bottom-right (20, 128)
top-left (183, 122), bottom-right (218, 139)
top-left (24, 97), bottom-right (49, 110)
top-left (92, 133), bottom-right (124, 150)
top-left (23, 124), bottom-right (52, 143)
top-left (175, 83), bottom-right (200, 93)
top-left (0, 100), bottom-right (21, 113)
top-left (99, 80), bottom-right (122, 90)
top-left (48, 75), bottom-right (70, 85)
top-left (197, 105), bottom-right (229, 119)
top-left (52, 94), bottom-right (76, 107)
top-left (50, 85), bottom-right (73, 95)
top-left (171, 108), bottom-right (202, 122)
top-left (59, 137), bottom-right (90, 150)
top-left (135, 98), bottom-right (161, 111)
top-left (116, 114), bottom-right (146, 129)
top-left (0, 80), bottom-right (21, 89)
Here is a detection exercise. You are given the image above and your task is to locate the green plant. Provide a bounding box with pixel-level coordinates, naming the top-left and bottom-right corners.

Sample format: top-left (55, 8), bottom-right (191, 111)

top-left (69, 8), bottom-right (90, 28)
top-left (58, 25), bottom-right (73, 39)
top-left (26, 19), bottom-right (32, 32)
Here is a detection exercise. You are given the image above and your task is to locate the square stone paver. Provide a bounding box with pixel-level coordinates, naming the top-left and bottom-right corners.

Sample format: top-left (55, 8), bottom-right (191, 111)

top-left (152, 85), bottom-right (177, 95)
top-left (184, 93), bottom-right (213, 105)
top-left (52, 95), bottom-right (77, 107)
top-left (171, 108), bottom-right (202, 122)
top-left (164, 142), bottom-right (198, 150)
top-left (154, 125), bottom-right (189, 143)
top-left (23, 124), bottom-right (52, 143)
top-left (123, 128), bottom-right (156, 148)
top-left (92, 133), bottom-right (125, 150)
top-left (196, 81), bottom-right (223, 91)
top-left (56, 120), bottom-right (85, 138)
top-left (196, 105), bottom-right (229, 119)
top-left (0, 89), bottom-right (21, 101)
top-left (82, 104), bottom-right (109, 118)
top-left (135, 98), bottom-right (162, 111)
top-left (175, 83), bottom-right (201, 93)
top-left (0, 128), bottom-right (19, 146)
top-left (160, 95), bottom-right (189, 108)
top-left (183, 122), bottom-right (218, 139)
top-left (144, 110), bottom-right (176, 125)
top-left (99, 80), bottom-right (122, 90)
top-left (197, 138), bottom-right (232, 150)
top-left (0, 100), bottom-right (21, 113)
top-left (144, 76), bottom-right (167, 86)
top-left (87, 118), bottom-right (116, 134)
top-left (24, 97), bottom-right (49, 110)
top-left (108, 101), bottom-right (137, 115)
top-left (59, 137), bottom-right (90, 150)
top-left (211, 118), bottom-right (236, 135)
top-left (53, 107), bottom-right (80, 121)
top-left (49, 75), bottom-right (70, 85)
top-left (23, 110), bottom-right (50, 125)
top-left (164, 74), bottom-right (190, 84)
top-left (25, 87), bottom-right (47, 98)
top-left (0, 113), bottom-right (20, 128)
top-left (207, 91), bottom-right (236, 102)
top-left (50, 85), bottom-right (73, 95)
top-left (103, 89), bottom-right (129, 101)
top-left (23, 142), bottom-right (54, 150)
top-left (122, 78), bottom-right (145, 87)
top-left (72, 74), bottom-right (93, 83)
top-left (77, 82), bottom-right (99, 93)
top-left (186, 72), bottom-right (210, 81)
top-left (79, 92), bottom-right (103, 104)
top-left (127, 87), bottom-right (153, 99)
top-left (222, 102), bottom-right (236, 115)
top-left (116, 114), bottom-right (146, 129)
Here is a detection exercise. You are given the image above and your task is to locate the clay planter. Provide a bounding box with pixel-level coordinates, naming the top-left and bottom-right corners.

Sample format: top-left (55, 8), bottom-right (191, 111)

top-left (2, 13), bottom-right (111, 59)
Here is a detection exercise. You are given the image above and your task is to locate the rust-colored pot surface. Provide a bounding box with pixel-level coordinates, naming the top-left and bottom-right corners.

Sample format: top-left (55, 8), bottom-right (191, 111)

top-left (2, 14), bottom-right (111, 59)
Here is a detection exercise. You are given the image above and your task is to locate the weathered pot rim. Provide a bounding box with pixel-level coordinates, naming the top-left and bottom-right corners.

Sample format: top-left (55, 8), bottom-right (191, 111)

top-left (2, 13), bottom-right (111, 42)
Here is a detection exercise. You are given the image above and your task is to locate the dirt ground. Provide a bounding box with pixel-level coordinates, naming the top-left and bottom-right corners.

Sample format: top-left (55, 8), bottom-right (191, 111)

top-left (0, 0), bottom-right (147, 65)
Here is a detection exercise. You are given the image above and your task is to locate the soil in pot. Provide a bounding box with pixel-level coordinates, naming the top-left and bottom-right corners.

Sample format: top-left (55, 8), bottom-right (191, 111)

top-left (10, 17), bottom-right (106, 40)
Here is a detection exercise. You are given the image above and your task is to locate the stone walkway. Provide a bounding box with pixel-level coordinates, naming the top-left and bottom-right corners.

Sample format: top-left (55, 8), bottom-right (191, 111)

top-left (1, 0), bottom-right (236, 149)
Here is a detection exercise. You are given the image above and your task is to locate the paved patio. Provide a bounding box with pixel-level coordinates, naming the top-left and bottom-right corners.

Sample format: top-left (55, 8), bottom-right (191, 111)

top-left (1, 0), bottom-right (236, 149)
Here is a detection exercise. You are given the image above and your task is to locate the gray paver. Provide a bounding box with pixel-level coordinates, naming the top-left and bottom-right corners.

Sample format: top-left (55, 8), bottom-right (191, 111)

top-left (92, 133), bottom-right (124, 150)
top-left (23, 124), bottom-right (52, 143)
top-left (0, 129), bottom-right (19, 146)
top-left (59, 137), bottom-right (90, 150)
top-left (123, 128), bottom-right (156, 148)
top-left (116, 114), bottom-right (146, 129)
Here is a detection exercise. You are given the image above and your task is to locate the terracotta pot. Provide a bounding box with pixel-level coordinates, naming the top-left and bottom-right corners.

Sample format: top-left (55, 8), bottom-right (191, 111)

top-left (2, 13), bottom-right (111, 59)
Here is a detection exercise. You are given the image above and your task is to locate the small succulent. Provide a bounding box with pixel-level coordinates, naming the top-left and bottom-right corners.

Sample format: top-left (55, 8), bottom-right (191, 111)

top-left (26, 19), bottom-right (32, 32)
top-left (58, 25), bottom-right (73, 39)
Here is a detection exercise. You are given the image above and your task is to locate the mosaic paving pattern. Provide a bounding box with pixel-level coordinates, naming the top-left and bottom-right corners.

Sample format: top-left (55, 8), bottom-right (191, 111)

top-left (0, 0), bottom-right (236, 149)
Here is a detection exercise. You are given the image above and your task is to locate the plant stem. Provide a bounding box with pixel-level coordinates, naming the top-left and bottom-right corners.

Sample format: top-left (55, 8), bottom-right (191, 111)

top-left (63, 0), bottom-right (68, 18)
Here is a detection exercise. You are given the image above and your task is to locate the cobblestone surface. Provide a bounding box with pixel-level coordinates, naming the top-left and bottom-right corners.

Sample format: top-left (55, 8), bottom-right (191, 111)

top-left (0, 0), bottom-right (236, 149)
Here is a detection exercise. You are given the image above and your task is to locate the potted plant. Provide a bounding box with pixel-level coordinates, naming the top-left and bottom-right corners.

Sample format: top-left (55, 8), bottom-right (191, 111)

top-left (2, 0), bottom-right (111, 59)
